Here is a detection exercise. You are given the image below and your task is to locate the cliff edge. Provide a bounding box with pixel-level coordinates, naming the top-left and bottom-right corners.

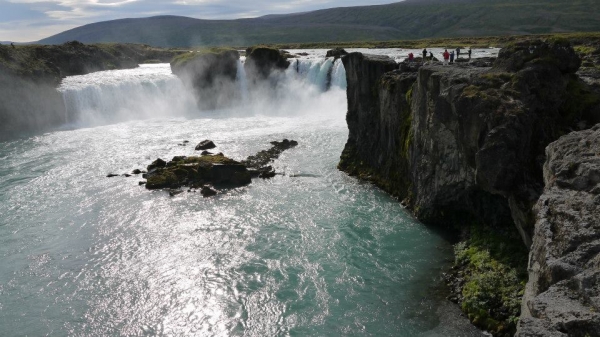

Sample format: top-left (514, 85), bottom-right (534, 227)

top-left (338, 39), bottom-right (600, 335)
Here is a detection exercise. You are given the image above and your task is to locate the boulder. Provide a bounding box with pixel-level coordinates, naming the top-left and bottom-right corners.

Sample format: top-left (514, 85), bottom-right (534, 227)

top-left (201, 186), bottom-right (217, 197)
top-left (195, 140), bottom-right (216, 150)
top-left (147, 158), bottom-right (167, 171)
top-left (326, 48), bottom-right (348, 59)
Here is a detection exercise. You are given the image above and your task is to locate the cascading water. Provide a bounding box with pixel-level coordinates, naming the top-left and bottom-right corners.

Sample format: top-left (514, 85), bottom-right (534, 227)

top-left (59, 64), bottom-right (197, 127)
top-left (0, 49), bottom-right (498, 336)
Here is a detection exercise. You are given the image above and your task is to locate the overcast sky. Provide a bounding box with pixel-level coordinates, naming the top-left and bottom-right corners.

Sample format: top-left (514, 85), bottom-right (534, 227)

top-left (1, 0), bottom-right (400, 42)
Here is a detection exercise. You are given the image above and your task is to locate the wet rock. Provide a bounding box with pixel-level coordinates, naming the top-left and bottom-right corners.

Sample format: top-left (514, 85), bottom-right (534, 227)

top-left (106, 173), bottom-right (119, 178)
top-left (201, 150), bottom-right (213, 156)
top-left (147, 158), bottom-right (166, 171)
top-left (132, 169), bottom-right (142, 175)
top-left (169, 189), bottom-right (184, 197)
top-left (195, 140), bottom-right (216, 151)
top-left (138, 181), bottom-right (146, 186)
top-left (145, 153), bottom-right (251, 190)
top-left (200, 186), bottom-right (217, 197)
top-left (122, 173), bottom-right (131, 177)
top-left (245, 46), bottom-right (290, 81)
top-left (243, 139), bottom-right (298, 169)
top-left (326, 48), bottom-right (348, 59)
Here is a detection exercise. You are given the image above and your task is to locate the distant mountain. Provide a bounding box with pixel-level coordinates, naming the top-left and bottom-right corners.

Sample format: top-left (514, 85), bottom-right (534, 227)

top-left (38, 0), bottom-right (600, 47)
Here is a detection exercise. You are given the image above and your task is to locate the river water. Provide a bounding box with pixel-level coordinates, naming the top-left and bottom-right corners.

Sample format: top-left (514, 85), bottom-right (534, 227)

top-left (0, 49), bottom-right (498, 336)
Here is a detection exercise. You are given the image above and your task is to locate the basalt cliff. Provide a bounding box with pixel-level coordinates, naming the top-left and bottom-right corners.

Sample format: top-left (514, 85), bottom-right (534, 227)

top-left (337, 39), bottom-right (600, 336)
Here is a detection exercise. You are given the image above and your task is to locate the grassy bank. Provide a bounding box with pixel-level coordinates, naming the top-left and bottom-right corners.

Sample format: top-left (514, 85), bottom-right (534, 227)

top-left (267, 32), bottom-right (600, 50)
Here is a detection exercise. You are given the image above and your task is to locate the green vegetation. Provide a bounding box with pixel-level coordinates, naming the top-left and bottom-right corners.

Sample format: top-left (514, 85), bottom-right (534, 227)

top-left (36, 1), bottom-right (600, 48)
top-left (454, 224), bottom-right (528, 336)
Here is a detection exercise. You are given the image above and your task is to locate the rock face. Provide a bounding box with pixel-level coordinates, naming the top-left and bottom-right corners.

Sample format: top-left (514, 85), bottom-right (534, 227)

top-left (338, 39), bottom-right (600, 334)
top-left (244, 47), bottom-right (290, 84)
top-left (339, 40), bottom-right (598, 247)
top-left (170, 49), bottom-right (240, 110)
top-left (517, 125), bottom-right (600, 336)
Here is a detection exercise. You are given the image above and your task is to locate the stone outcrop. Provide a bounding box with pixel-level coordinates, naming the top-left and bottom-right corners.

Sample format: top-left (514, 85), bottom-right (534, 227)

top-left (244, 46), bottom-right (290, 83)
top-left (145, 153), bottom-right (252, 190)
top-left (517, 125), bottom-right (600, 336)
top-left (338, 39), bottom-right (600, 335)
top-left (339, 39), bottom-right (598, 247)
top-left (136, 139), bottom-right (298, 194)
top-left (170, 48), bottom-right (240, 110)
top-left (326, 48), bottom-right (348, 59)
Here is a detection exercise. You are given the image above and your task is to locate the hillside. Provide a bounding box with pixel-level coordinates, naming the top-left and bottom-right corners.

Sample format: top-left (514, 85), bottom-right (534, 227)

top-left (38, 0), bottom-right (600, 47)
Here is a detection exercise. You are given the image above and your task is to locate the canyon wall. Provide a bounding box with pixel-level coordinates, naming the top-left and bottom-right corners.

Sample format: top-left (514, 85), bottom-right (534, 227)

top-left (338, 40), bottom-right (600, 335)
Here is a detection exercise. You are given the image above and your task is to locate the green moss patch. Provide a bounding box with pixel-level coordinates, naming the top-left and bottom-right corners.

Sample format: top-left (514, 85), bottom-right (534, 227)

top-left (453, 224), bottom-right (528, 336)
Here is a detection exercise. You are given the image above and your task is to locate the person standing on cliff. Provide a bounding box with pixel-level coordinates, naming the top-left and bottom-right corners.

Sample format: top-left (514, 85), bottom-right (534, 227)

top-left (468, 48), bottom-right (472, 60)
top-left (429, 51), bottom-right (433, 61)
top-left (408, 52), bottom-right (414, 63)
top-left (456, 47), bottom-right (461, 59)
top-left (443, 49), bottom-right (450, 65)
top-left (422, 48), bottom-right (427, 63)
top-left (450, 51), bottom-right (455, 64)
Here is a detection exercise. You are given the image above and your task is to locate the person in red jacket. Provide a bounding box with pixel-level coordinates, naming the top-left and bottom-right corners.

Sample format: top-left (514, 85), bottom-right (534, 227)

top-left (443, 49), bottom-right (450, 65)
top-left (408, 52), bottom-right (414, 63)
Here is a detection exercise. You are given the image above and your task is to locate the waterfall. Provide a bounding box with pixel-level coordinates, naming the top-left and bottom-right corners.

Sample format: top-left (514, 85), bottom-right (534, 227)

top-left (58, 56), bottom-right (347, 127)
top-left (59, 64), bottom-right (197, 126)
top-left (331, 59), bottom-right (347, 90)
top-left (236, 58), bottom-right (248, 102)
top-left (285, 57), bottom-right (345, 92)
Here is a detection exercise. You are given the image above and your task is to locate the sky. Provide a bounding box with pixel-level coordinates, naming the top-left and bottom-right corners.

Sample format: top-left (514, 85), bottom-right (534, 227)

top-left (0, 0), bottom-right (400, 42)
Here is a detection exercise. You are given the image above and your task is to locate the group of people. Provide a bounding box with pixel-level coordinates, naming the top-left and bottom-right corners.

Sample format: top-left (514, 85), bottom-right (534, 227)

top-left (408, 47), bottom-right (472, 65)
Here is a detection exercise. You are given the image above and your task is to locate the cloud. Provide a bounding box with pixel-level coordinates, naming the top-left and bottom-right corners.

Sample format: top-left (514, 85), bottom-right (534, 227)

top-left (0, 0), bottom-right (400, 42)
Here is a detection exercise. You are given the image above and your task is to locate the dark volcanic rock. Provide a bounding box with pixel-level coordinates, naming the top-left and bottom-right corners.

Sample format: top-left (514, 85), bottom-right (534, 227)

top-left (326, 48), bottom-right (348, 59)
top-left (338, 39), bottom-right (600, 335)
top-left (243, 139), bottom-right (298, 170)
top-left (145, 154), bottom-right (251, 190)
top-left (339, 40), bottom-right (597, 247)
top-left (147, 158), bottom-right (167, 171)
top-left (200, 186), bottom-right (217, 197)
top-left (517, 125), bottom-right (600, 336)
top-left (195, 140), bottom-right (216, 151)
top-left (244, 46), bottom-right (290, 82)
top-left (170, 49), bottom-right (240, 110)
